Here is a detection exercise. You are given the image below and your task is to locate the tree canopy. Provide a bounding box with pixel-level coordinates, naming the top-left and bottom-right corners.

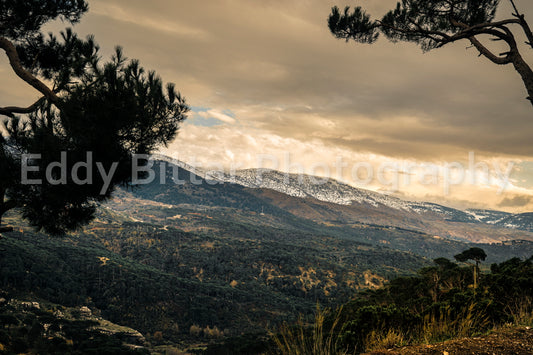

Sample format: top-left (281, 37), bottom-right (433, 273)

top-left (454, 247), bottom-right (487, 289)
top-left (328, 0), bottom-right (533, 107)
top-left (454, 247), bottom-right (487, 264)
top-left (0, 0), bottom-right (189, 234)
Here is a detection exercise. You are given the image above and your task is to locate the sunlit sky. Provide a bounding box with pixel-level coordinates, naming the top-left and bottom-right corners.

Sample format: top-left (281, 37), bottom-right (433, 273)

top-left (2, 0), bottom-right (533, 212)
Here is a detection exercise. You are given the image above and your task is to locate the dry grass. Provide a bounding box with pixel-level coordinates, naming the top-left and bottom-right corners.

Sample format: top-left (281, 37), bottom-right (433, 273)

top-left (364, 328), bottom-right (407, 352)
top-left (419, 303), bottom-right (489, 344)
top-left (271, 305), bottom-right (349, 355)
top-left (272, 299), bottom-right (532, 354)
top-left (362, 303), bottom-right (490, 352)
top-left (506, 297), bottom-right (533, 326)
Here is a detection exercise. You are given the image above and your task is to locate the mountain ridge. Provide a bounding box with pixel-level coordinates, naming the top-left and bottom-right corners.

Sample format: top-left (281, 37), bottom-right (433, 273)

top-left (149, 155), bottom-right (533, 237)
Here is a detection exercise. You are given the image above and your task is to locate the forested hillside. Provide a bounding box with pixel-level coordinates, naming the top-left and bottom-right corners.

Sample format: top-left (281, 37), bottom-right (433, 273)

top-left (1, 172), bottom-right (533, 353)
top-left (0, 210), bottom-right (427, 350)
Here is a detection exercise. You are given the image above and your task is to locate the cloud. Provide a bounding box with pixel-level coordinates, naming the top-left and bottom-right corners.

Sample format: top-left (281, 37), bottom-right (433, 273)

top-left (498, 195), bottom-right (533, 208)
top-left (159, 123), bottom-right (533, 212)
top-left (89, 2), bottom-right (210, 39)
top-left (4, 0), bottom-right (533, 212)
top-left (197, 109), bottom-right (236, 125)
top-left (75, 0), bottom-right (533, 163)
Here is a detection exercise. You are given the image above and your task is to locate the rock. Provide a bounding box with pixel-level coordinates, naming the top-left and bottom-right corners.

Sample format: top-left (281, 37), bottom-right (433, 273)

top-left (20, 301), bottom-right (40, 309)
top-left (79, 306), bottom-right (92, 316)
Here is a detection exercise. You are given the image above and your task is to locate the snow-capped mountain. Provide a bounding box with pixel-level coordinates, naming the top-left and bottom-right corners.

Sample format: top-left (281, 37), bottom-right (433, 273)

top-left (214, 168), bottom-right (477, 221)
top-left (148, 155), bottom-right (531, 237)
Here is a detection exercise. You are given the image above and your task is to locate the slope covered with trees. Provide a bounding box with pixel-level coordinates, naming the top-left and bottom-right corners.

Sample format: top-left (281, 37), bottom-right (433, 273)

top-left (0, 208), bottom-right (429, 350)
top-left (1, 185), bottom-right (533, 353)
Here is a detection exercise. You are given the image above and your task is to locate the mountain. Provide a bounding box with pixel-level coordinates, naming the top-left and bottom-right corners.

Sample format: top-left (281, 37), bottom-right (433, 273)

top-left (223, 168), bottom-right (526, 227)
top-left (1, 200), bottom-right (432, 349)
top-left (122, 156), bottom-right (533, 256)
top-left (222, 167), bottom-right (477, 217)
top-left (160, 153), bottom-right (481, 218)
top-left (150, 155), bottom-right (533, 244)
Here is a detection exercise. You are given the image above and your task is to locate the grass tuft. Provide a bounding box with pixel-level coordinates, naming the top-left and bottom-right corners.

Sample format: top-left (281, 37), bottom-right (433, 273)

top-left (271, 305), bottom-right (349, 355)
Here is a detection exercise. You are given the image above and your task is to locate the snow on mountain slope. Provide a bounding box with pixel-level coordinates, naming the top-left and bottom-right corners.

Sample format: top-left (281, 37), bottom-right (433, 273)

top-left (214, 168), bottom-right (477, 221)
top-left (150, 156), bottom-right (531, 231)
top-left (495, 213), bottom-right (533, 232)
top-left (152, 155), bottom-right (438, 213)
top-left (465, 209), bottom-right (512, 224)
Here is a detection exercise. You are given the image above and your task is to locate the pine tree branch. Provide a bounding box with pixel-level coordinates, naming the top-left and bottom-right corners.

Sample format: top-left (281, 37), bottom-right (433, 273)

top-left (0, 97), bottom-right (46, 118)
top-left (0, 37), bottom-right (60, 106)
top-left (0, 108), bottom-right (15, 118)
top-left (444, 17), bottom-right (515, 65)
top-left (455, 19), bottom-right (521, 32)
top-left (518, 19), bottom-right (533, 48)
top-left (378, 18), bottom-right (518, 48)
top-left (377, 21), bottom-right (451, 42)
top-left (468, 36), bottom-right (513, 64)
top-left (448, 17), bottom-right (512, 42)
top-left (509, 0), bottom-right (533, 48)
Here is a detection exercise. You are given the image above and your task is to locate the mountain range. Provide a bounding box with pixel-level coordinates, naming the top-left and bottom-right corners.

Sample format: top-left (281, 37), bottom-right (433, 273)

top-left (149, 154), bottom-right (533, 243)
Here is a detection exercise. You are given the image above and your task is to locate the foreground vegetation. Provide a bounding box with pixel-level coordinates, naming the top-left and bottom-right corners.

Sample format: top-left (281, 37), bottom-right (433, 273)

top-left (1, 238), bottom-right (531, 354)
top-left (270, 255), bottom-right (533, 354)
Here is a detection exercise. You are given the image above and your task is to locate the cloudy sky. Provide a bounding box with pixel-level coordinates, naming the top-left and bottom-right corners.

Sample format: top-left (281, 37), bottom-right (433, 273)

top-left (2, 0), bottom-right (533, 211)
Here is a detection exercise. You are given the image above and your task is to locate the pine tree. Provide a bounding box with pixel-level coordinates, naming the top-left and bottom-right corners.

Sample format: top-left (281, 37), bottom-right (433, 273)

top-left (0, 1), bottom-right (189, 234)
top-left (454, 247), bottom-right (487, 290)
top-left (328, 0), bottom-right (533, 107)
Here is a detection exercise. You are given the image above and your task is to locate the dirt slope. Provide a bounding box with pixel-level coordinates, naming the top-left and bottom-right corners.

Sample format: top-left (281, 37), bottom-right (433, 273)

top-left (365, 326), bottom-right (533, 355)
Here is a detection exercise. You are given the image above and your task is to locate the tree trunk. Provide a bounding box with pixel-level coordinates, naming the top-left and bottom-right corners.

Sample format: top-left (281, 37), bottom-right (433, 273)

top-left (473, 261), bottom-right (478, 291)
top-left (0, 187), bottom-right (5, 226)
top-left (511, 51), bottom-right (533, 107)
top-left (0, 186), bottom-right (15, 231)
